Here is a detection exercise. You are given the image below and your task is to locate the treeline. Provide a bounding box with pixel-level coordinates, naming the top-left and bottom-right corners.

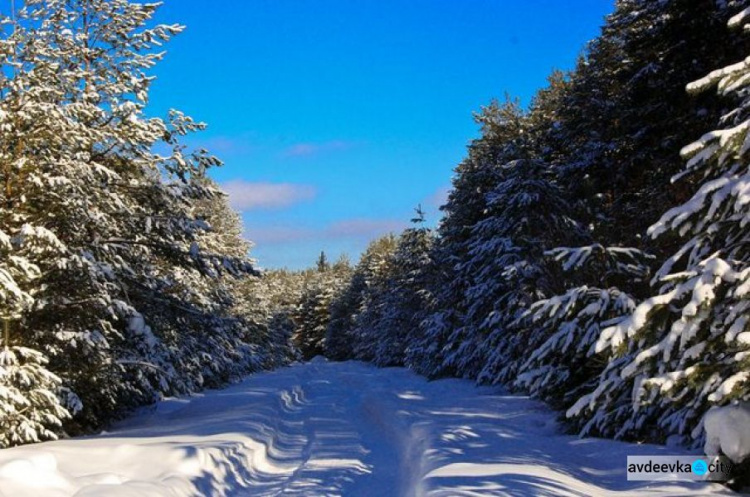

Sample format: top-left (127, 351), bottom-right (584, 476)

top-left (291, 0), bottom-right (750, 462)
top-left (0, 0), bottom-right (294, 447)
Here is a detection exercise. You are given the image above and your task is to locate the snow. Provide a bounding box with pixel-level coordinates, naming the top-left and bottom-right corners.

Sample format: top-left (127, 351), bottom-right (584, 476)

top-left (704, 403), bottom-right (750, 464)
top-left (708, 372), bottom-right (750, 403)
top-left (0, 361), bottom-right (735, 496)
top-left (728, 7), bottom-right (750, 29)
top-left (686, 55), bottom-right (750, 95)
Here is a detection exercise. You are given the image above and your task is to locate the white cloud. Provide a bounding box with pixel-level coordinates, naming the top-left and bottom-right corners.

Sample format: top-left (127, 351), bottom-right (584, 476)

top-left (281, 140), bottom-right (354, 158)
top-left (221, 180), bottom-right (317, 211)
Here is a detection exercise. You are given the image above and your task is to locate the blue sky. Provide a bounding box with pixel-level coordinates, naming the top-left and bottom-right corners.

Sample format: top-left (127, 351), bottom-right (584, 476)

top-left (149, 0), bottom-right (615, 269)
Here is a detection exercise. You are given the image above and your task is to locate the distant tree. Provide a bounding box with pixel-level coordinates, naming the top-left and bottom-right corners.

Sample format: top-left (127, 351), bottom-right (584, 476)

top-left (316, 251), bottom-right (330, 272)
top-left (294, 255), bottom-right (351, 360)
top-left (233, 268), bottom-right (303, 369)
top-left (324, 235), bottom-right (398, 361)
top-left (371, 208), bottom-right (435, 367)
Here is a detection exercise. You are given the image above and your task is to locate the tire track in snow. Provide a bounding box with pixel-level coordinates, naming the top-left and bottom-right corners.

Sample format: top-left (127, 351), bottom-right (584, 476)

top-left (0, 360), bottom-right (737, 496)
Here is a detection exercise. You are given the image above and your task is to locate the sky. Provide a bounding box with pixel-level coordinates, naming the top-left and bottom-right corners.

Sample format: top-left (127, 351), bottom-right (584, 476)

top-left (148, 0), bottom-right (615, 269)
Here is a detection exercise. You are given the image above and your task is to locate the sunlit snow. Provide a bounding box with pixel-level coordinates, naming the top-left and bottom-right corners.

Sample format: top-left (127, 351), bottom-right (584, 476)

top-left (0, 360), bottom-right (734, 496)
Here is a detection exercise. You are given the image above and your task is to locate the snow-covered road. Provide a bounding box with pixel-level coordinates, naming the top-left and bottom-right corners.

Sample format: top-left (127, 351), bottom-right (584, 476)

top-left (0, 360), bottom-right (735, 496)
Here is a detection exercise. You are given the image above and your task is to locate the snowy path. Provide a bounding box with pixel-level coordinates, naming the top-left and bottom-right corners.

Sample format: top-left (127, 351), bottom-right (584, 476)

top-left (0, 360), bottom-right (736, 496)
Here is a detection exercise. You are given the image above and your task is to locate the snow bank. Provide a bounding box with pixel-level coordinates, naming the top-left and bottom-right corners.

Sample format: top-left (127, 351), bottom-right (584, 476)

top-left (704, 402), bottom-right (750, 463)
top-left (0, 361), bottom-right (735, 496)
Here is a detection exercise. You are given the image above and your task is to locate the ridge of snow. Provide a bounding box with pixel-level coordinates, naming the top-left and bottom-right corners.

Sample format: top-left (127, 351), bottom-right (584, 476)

top-left (0, 362), bottom-right (735, 496)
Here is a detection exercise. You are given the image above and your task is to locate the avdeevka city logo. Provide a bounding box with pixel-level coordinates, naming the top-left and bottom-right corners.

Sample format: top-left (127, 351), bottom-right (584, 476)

top-left (691, 459), bottom-right (708, 476)
top-left (627, 455), bottom-right (734, 481)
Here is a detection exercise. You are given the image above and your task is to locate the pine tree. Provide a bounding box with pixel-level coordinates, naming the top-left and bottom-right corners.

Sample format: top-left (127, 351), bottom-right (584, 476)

top-left (512, 245), bottom-right (652, 408)
top-left (316, 251), bottom-right (330, 272)
top-left (411, 100), bottom-right (530, 378)
top-left (371, 208), bottom-right (435, 367)
top-left (185, 176), bottom-right (268, 381)
top-left (0, 228), bottom-right (69, 447)
top-left (0, 0), bottom-right (259, 436)
top-left (470, 158), bottom-right (586, 385)
top-left (569, 6), bottom-right (750, 446)
top-left (554, 0), bottom-right (748, 250)
top-left (324, 235), bottom-right (398, 362)
top-left (325, 272), bottom-right (365, 361)
top-left (0, 334), bottom-right (69, 447)
top-left (294, 256), bottom-right (351, 360)
top-left (234, 268), bottom-right (302, 368)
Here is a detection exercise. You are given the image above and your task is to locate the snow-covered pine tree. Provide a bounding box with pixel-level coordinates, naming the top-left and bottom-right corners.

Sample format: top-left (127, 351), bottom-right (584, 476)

top-left (0, 0), bottom-right (257, 433)
top-left (410, 100), bottom-right (530, 379)
top-left (325, 268), bottom-right (367, 361)
top-left (0, 3), bottom-right (81, 443)
top-left (334, 235), bottom-right (398, 362)
top-left (472, 158), bottom-right (585, 385)
top-left (0, 7), bottom-right (75, 435)
top-left (0, 0), bottom-right (168, 428)
top-left (193, 177), bottom-right (253, 262)
top-left (568, 6), bottom-right (750, 446)
top-left (0, 227), bottom-right (69, 447)
top-left (234, 268), bottom-right (304, 368)
top-left (294, 255), bottom-right (351, 360)
top-left (187, 176), bottom-right (269, 381)
top-left (0, 339), bottom-right (70, 447)
top-left (512, 245), bottom-right (652, 408)
top-left (554, 0), bottom-right (748, 250)
top-left (369, 207), bottom-right (435, 367)
top-left (262, 269), bottom-right (306, 367)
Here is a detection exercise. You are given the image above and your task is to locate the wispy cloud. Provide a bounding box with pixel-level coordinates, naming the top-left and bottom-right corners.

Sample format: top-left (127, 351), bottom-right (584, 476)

top-left (245, 226), bottom-right (316, 244)
top-left (245, 217), bottom-right (407, 246)
top-left (325, 218), bottom-right (407, 239)
top-left (221, 180), bottom-right (317, 211)
top-left (425, 185), bottom-right (451, 210)
top-left (281, 140), bottom-right (355, 158)
top-left (188, 134), bottom-right (257, 157)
